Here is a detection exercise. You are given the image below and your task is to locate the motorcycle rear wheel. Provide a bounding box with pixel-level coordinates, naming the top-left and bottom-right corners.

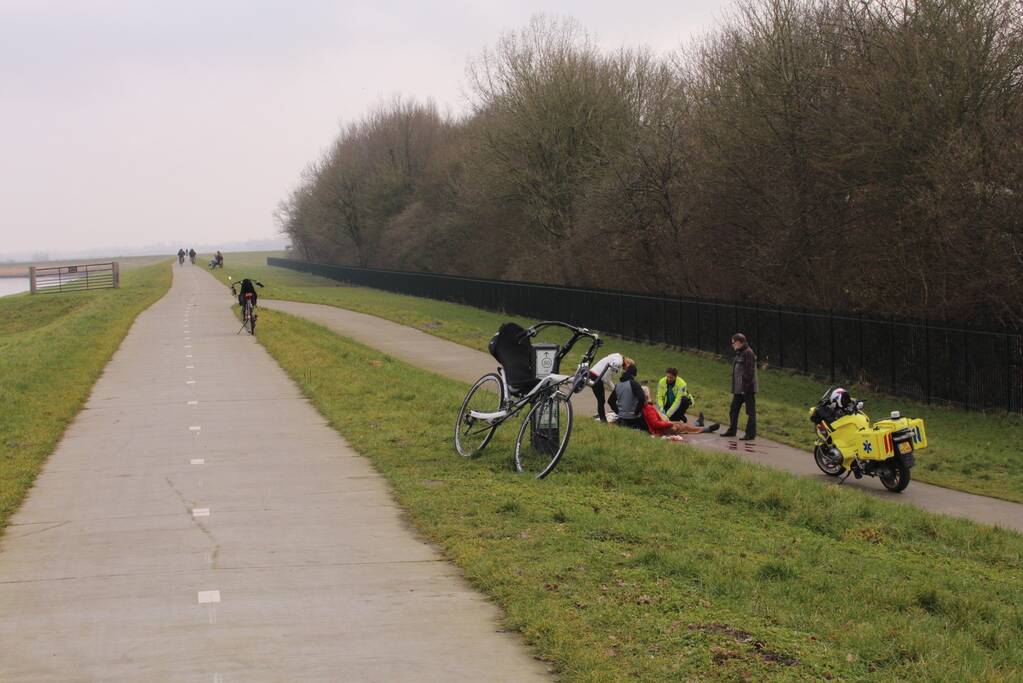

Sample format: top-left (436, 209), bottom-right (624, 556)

top-left (813, 445), bottom-right (844, 476)
top-left (879, 456), bottom-right (911, 492)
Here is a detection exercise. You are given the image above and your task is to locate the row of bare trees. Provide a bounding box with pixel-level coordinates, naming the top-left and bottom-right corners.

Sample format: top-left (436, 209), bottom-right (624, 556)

top-left (277, 0), bottom-right (1023, 328)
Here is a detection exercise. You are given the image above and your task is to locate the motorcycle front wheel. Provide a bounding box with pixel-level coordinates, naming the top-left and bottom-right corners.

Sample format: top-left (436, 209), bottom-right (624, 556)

top-left (813, 444), bottom-right (844, 476)
top-left (879, 456), bottom-right (911, 492)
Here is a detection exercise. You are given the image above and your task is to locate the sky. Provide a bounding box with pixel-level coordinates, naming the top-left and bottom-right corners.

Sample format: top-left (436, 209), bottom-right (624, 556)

top-left (0, 0), bottom-right (730, 260)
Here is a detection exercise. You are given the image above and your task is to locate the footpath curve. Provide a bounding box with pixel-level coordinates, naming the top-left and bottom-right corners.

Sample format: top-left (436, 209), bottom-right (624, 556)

top-left (0, 266), bottom-right (549, 681)
top-left (262, 299), bottom-right (1023, 535)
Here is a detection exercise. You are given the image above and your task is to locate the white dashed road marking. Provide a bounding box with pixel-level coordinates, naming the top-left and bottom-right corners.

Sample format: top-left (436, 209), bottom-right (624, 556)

top-left (190, 459), bottom-right (205, 465)
top-left (192, 508), bottom-right (210, 518)
top-left (197, 590), bottom-right (220, 604)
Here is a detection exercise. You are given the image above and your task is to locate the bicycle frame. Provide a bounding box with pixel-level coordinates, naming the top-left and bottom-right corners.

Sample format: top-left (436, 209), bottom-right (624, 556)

top-left (469, 320), bottom-right (602, 426)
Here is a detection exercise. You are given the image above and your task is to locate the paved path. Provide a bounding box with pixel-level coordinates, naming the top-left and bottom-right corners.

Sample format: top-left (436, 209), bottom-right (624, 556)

top-left (263, 299), bottom-right (1023, 534)
top-left (0, 266), bottom-right (549, 682)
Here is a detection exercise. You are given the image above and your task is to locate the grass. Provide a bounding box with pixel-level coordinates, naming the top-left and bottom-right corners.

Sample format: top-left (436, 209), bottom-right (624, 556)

top-left (0, 254), bottom-right (170, 278)
top-left (210, 252), bottom-right (1023, 504)
top-left (247, 304), bottom-right (1023, 681)
top-left (0, 261), bottom-right (171, 533)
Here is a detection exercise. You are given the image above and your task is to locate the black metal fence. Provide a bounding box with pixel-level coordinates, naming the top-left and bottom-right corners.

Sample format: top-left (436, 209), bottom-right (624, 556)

top-left (268, 257), bottom-right (1023, 413)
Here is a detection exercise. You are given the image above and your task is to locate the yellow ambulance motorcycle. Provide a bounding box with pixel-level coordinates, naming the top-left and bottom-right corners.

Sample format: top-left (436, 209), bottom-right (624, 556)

top-left (809, 388), bottom-right (927, 492)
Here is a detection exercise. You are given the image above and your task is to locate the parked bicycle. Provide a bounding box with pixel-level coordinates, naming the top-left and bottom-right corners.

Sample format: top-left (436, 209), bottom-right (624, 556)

top-left (229, 277), bottom-right (264, 335)
top-left (454, 321), bottom-right (602, 478)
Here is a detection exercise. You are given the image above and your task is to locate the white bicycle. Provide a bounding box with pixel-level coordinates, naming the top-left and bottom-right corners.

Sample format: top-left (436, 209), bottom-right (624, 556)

top-left (454, 321), bottom-right (603, 479)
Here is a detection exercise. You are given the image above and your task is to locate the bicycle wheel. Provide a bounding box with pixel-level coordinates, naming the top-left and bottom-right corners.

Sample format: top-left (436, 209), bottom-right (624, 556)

top-left (514, 392), bottom-right (573, 479)
top-left (250, 308), bottom-right (257, 335)
top-left (454, 373), bottom-right (503, 457)
top-left (244, 302), bottom-right (254, 334)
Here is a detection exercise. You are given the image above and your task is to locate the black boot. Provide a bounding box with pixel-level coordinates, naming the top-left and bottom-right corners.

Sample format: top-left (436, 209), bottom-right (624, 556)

top-left (702, 423), bottom-right (720, 433)
top-left (696, 412), bottom-right (705, 427)
top-left (720, 429), bottom-right (737, 437)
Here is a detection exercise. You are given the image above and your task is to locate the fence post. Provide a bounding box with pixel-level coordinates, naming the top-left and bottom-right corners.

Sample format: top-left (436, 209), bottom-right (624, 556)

top-left (802, 308), bottom-right (809, 373)
top-left (963, 329), bottom-right (970, 410)
top-left (1007, 334), bottom-right (1012, 413)
top-left (890, 315), bottom-right (897, 392)
top-left (858, 312), bottom-right (864, 384)
top-left (29, 266), bottom-right (36, 294)
top-left (715, 305), bottom-right (721, 355)
top-left (695, 304), bottom-right (701, 351)
top-left (754, 306), bottom-right (761, 361)
top-left (778, 307), bottom-right (784, 368)
top-left (924, 320), bottom-right (931, 405)
top-left (661, 299), bottom-right (667, 345)
top-left (678, 299), bottom-right (684, 350)
top-left (829, 310), bottom-right (836, 383)
top-left (113, 262), bottom-right (120, 288)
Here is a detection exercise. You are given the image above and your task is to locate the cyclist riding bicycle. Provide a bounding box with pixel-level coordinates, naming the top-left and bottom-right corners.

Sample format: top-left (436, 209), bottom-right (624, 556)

top-left (188, 248), bottom-right (196, 264)
top-left (177, 248), bottom-right (185, 265)
top-left (233, 277), bottom-right (264, 307)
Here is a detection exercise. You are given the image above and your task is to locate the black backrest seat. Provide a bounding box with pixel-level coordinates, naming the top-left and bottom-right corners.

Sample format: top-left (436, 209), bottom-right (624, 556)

top-left (489, 322), bottom-right (539, 396)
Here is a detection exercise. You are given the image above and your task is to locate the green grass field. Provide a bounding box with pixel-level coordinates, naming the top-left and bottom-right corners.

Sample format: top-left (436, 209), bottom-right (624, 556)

top-left (212, 252), bottom-right (1023, 504)
top-left (244, 303), bottom-right (1023, 681)
top-left (0, 254), bottom-right (170, 278)
top-left (0, 261), bottom-right (171, 533)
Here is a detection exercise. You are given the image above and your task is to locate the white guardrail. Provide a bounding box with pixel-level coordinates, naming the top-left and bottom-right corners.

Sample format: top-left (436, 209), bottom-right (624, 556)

top-left (29, 262), bottom-right (120, 294)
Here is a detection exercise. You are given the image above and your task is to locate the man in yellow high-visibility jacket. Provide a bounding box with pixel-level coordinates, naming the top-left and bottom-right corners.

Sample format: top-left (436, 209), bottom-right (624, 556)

top-left (656, 367), bottom-right (696, 423)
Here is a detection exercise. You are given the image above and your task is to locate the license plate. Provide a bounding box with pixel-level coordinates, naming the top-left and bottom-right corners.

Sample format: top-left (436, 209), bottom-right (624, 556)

top-left (898, 441), bottom-right (913, 455)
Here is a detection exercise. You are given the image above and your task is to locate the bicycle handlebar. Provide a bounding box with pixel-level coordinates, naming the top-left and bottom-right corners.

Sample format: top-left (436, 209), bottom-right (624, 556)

top-left (515, 320), bottom-right (604, 388)
top-left (521, 320), bottom-right (596, 339)
top-left (230, 279), bottom-right (265, 293)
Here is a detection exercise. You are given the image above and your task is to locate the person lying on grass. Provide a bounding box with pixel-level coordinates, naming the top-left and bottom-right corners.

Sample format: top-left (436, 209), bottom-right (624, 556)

top-left (641, 387), bottom-right (719, 437)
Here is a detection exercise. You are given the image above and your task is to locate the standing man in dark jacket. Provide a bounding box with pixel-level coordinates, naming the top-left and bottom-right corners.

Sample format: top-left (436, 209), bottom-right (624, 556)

top-left (721, 333), bottom-right (758, 440)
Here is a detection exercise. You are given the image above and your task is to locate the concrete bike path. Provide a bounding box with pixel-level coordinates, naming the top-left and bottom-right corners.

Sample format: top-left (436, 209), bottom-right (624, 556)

top-left (262, 299), bottom-right (1023, 535)
top-left (0, 266), bottom-right (550, 682)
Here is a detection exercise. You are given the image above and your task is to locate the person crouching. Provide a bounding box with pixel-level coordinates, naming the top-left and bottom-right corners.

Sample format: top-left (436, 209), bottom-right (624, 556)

top-left (609, 360), bottom-right (646, 430)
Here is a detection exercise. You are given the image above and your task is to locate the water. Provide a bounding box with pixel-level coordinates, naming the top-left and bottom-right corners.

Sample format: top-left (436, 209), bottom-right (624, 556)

top-left (0, 277), bottom-right (31, 297)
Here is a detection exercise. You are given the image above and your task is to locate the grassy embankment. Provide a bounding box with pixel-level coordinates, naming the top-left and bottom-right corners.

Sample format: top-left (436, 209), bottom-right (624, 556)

top-left (238, 301), bottom-right (1023, 681)
top-left (214, 252), bottom-right (1023, 503)
top-left (0, 254), bottom-right (170, 278)
top-left (0, 262), bottom-right (171, 533)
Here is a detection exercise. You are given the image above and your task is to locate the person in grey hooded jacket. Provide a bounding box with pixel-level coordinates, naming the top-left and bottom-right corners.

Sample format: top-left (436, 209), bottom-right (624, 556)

top-left (609, 361), bottom-right (646, 431)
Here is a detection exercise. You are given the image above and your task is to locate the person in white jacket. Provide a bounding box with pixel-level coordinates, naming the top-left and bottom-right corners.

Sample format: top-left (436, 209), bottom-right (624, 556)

top-left (588, 353), bottom-right (633, 422)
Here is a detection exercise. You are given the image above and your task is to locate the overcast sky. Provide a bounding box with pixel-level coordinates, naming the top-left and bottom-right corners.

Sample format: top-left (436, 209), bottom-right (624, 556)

top-left (0, 1), bottom-right (729, 258)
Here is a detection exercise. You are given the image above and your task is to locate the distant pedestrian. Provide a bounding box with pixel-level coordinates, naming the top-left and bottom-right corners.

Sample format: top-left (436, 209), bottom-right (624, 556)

top-left (721, 333), bottom-right (757, 441)
top-left (609, 360), bottom-right (646, 431)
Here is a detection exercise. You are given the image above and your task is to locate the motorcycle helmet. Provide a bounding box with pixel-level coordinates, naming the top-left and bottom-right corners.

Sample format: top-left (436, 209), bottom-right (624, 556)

top-left (828, 387), bottom-right (852, 411)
